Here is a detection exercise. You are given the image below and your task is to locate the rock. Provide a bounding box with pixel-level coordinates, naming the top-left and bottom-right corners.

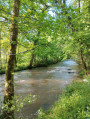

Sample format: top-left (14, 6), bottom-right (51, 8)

top-left (68, 69), bottom-right (76, 73)
top-left (67, 68), bottom-right (72, 70)
top-left (83, 79), bottom-right (88, 82)
top-left (68, 72), bottom-right (74, 73)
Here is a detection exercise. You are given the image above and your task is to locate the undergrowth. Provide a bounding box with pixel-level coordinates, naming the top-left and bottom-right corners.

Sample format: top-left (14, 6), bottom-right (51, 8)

top-left (38, 75), bottom-right (90, 119)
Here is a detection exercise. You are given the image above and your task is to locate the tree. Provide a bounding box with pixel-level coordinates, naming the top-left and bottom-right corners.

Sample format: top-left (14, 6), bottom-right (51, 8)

top-left (3, 0), bottom-right (20, 118)
top-left (0, 26), bottom-right (2, 70)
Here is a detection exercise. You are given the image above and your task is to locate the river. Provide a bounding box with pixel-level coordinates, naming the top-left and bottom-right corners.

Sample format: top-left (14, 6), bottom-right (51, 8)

top-left (0, 59), bottom-right (79, 119)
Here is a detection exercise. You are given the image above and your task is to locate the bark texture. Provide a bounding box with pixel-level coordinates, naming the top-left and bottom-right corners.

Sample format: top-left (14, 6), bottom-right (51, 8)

top-left (0, 27), bottom-right (2, 70)
top-left (4, 0), bottom-right (20, 119)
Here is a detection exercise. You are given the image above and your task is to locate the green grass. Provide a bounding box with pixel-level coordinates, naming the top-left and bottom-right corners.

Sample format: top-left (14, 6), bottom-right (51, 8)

top-left (38, 75), bottom-right (90, 119)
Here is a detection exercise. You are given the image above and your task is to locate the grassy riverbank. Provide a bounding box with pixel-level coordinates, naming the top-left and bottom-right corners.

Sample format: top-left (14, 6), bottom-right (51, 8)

top-left (0, 59), bottom-right (60, 74)
top-left (38, 75), bottom-right (90, 119)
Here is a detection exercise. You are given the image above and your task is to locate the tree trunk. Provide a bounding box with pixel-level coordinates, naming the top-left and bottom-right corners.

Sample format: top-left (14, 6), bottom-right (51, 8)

top-left (0, 26), bottom-right (2, 70)
top-left (3, 0), bottom-right (20, 119)
top-left (28, 4), bottom-right (49, 69)
top-left (63, 0), bottom-right (66, 4)
top-left (78, 0), bottom-right (80, 13)
top-left (29, 53), bottom-right (35, 69)
top-left (15, 55), bottom-right (17, 67)
top-left (29, 31), bottom-right (40, 69)
top-left (80, 50), bottom-right (87, 72)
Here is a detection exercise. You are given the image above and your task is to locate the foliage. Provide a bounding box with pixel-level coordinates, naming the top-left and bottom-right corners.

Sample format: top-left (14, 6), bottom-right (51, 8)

top-left (0, 0), bottom-right (89, 118)
top-left (0, 94), bottom-right (37, 119)
top-left (0, 0), bottom-right (89, 73)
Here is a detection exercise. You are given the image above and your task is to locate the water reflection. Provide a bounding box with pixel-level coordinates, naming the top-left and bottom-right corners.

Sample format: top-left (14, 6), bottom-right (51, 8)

top-left (0, 59), bottom-right (79, 119)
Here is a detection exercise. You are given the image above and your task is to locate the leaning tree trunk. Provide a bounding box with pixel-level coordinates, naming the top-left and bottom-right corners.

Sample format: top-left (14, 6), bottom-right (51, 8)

top-left (3, 0), bottom-right (20, 119)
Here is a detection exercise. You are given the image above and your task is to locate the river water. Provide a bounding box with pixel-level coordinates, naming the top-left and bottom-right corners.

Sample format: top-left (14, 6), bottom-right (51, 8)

top-left (0, 59), bottom-right (79, 119)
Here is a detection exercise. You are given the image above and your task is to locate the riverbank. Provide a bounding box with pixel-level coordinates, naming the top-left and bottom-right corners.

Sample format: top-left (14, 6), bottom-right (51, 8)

top-left (38, 75), bottom-right (90, 119)
top-left (0, 59), bottom-right (60, 74)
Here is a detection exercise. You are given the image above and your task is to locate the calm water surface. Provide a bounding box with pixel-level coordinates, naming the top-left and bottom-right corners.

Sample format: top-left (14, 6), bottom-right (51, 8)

top-left (0, 59), bottom-right (79, 119)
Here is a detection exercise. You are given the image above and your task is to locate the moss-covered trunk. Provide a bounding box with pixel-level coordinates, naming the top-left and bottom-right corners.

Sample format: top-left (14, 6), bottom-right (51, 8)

top-left (3, 0), bottom-right (20, 119)
top-left (0, 27), bottom-right (2, 70)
